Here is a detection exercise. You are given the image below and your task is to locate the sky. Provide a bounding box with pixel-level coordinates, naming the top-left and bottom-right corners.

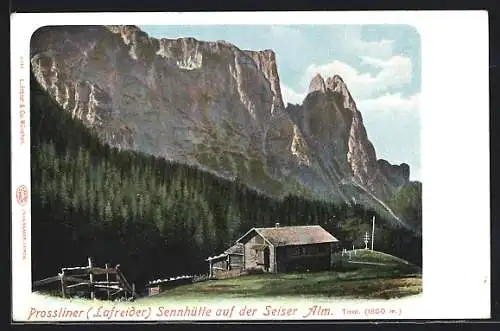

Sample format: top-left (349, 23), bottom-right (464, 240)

top-left (139, 25), bottom-right (421, 181)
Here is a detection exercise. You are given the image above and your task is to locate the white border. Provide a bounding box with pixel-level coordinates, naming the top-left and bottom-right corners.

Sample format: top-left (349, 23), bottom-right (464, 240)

top-left (10, 11), bottom-right (490, 321)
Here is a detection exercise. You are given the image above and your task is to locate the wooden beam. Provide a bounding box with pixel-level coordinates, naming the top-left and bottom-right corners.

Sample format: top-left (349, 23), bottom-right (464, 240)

top-left (63, 268), bottom-right (118, 276)
top-left (115, 266), bottom-right (133, 293)
top-left (60, 272), bottom-right (66, 298)
top-left (92, 267), bottom-right (117, 275)
top-left (62, 266), bottom-right (90, 272)
top-left (212, 267), bottom-right (226, 270)
top-left (33, 275), bottom-right (61, 287)
top-left (105, 263), bottom-right (110, 301)
top-left (242, 244), bottom-right (246, 269)
top-left (88, 257), bottom-right (95, 300)
top-left (273, 245), bottom-right (277, 273)
top-left (61, 272), bottom-right (90, 278)
top-left (94, 285), bottom-right (123, 290)
top-left (115, 266), bottom-right (122, 293)
top-left (94, 288), bottom-right (122, 292)
top-left (61, 267), bottom-right (118, 276)
top-left (94, 281), bottom-right (120, 285)
top-left (66, 282), bottom-right (90, 289)
top-left (63, 275), bottom-right (90, 283)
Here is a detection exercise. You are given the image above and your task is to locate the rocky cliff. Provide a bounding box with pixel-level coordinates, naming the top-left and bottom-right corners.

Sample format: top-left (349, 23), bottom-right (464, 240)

top-left (30, 25), bottom-right (416, 231)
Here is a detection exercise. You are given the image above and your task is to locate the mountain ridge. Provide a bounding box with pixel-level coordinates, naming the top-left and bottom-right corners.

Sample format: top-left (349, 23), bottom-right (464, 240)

top-left (30, 24), bottom-right (420, 233)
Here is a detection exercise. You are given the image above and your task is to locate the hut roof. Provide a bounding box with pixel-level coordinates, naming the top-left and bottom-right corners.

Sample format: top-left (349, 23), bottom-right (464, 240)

top-left (206, 243), bottom-right (244, 261)
top-left (224, 243), bottom-right (243, 255)
top-left (236, 225), bottom-right (339, 247)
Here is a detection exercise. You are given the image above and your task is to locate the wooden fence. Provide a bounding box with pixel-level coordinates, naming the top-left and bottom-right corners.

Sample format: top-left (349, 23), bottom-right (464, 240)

top-left (33, 257), bottom-right (135, 300)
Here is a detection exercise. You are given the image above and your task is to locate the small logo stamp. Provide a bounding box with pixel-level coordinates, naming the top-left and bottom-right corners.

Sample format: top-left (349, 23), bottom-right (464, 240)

top-left (16, 185), bottom-right (28, 206)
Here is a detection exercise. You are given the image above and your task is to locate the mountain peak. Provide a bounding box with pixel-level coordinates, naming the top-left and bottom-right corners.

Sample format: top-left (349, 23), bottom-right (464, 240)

top-left (308, 73), bottom-right (327, 94)
top-left (307, 73), bottom-right (351, 97)
top-left (332, 74), bottom-right (344, 82)
top-left (325, 75), bottom-right (346, 91)
top-left (324, 75), bottom-right (357, 110)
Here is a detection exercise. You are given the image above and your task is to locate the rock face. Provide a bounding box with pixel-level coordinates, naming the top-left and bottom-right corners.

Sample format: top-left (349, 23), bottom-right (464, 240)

top-left (30, 25), bottom-right (414, 230)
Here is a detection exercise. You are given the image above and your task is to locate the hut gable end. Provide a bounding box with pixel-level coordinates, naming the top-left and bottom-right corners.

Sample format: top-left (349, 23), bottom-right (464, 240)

top-left (235, 228), bottom-right (273, 246)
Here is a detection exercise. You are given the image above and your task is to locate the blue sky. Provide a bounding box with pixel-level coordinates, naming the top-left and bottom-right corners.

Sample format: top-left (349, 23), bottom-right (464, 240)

top-left (139, 25), bottom-right (421, 181)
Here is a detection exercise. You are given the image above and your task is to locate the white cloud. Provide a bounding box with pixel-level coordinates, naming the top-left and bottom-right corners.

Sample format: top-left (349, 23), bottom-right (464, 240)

top-left (360, 55), bottom-right (413, 87)
top-left (340, 26), bottom-right (395, 59)
top-left (280, 83), bottom-right (306, 105)
top-left (357, 93), bottom-right (420, 113)
top-left (267, 25), bottom-right (395, 68)
top-left (304, 55), bottom-right (413, 100)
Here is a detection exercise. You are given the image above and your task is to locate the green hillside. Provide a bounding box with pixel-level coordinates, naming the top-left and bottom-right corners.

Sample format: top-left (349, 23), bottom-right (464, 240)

top-left (336, 249), bottom-right (421, 268)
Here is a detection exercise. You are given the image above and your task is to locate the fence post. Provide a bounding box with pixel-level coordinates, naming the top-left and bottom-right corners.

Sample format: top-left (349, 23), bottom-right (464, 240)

top-left (116, 264), bottom-right (128, 299)
top-left (88, 257), bottom-right (95, 300)
top-left (105, 263), bottom-right (110, 300)
top-left (115, 264), bottom-right (121, 291)
top-left (60, 271), bottom-right (66, 298)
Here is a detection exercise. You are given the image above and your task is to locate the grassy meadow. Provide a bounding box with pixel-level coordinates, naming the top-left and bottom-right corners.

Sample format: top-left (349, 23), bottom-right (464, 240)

top-left (140, 250), bottom-right (422, 302)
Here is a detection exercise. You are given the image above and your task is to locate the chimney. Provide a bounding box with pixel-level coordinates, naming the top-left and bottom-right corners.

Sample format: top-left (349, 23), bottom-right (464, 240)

top-left (275, 222), bottom-right (280, 228)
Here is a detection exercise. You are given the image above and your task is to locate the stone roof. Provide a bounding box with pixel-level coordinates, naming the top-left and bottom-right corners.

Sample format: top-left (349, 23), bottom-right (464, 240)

top-left (236, 225), bottom-right (339, 247)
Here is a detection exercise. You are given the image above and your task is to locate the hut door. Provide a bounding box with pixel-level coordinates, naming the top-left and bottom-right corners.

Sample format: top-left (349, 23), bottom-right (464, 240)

top-left (263, 247), bottom-right (270, 271)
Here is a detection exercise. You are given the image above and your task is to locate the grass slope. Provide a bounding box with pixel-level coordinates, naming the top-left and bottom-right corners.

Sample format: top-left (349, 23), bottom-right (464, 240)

top-left (338, 249), bottom-right (421, 267)
top-left (142, 250), bottom-right (421, 301)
